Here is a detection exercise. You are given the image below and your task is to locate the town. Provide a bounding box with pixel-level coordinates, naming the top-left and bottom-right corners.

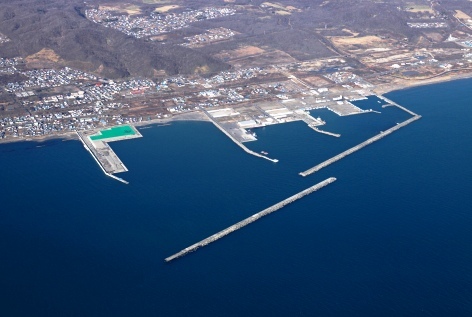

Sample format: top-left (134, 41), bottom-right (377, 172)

top-left (1, 1), bottom-right (472, 142)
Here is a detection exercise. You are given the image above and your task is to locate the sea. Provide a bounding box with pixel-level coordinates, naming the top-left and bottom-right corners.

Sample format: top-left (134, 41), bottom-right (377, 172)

top-left (0, 78), bottom-right (471, 316)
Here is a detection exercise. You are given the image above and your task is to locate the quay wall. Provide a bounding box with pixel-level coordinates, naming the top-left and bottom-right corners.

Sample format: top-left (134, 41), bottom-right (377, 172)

top-left (377, 95), bottom-right (418, 116)
top-left (202, 109), bottom-right (279, 163)
top-left (76, 132), bottom-right (129, 184)
top-left (310, 126), bottom-right (341, 138)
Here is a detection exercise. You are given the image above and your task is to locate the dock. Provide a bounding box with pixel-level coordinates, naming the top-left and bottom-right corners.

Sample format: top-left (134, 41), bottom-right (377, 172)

top-left (202, 109), bottom-right (279, 163)
top-left (300, 115), bottom-right (421, 177)
top-left (294, 109), bottom-right (325, 126)
top-left (76, 125), bottom-right (142, 184)
top-left (309, 125), bottom-right (341, 138)
top-left (77, 131), bottom-right (129, 184)
top-left (376, 95), bottom-right (418, 116)
top-left (165, 177), bottom-right (336, 262)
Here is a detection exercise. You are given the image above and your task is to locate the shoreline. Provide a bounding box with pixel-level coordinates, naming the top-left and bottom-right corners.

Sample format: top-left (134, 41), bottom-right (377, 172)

top-left (1, 71), bottom-right (472, 145)
top-left (0, 111), bottom-right (210, 145)
top-left (372, 69), bottom-right (472, 95)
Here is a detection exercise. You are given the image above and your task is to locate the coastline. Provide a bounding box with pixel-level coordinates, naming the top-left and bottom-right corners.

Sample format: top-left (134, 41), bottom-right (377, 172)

top-left (0, 110), bottom-right (210, 145)
top-left (1, 70), bottom-right (472, 145)
top-left (372, 69), bottom-right (472, 95)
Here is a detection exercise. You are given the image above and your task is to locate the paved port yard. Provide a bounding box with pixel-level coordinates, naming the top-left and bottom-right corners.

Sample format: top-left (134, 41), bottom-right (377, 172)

top-left (77, 125), bottom-right (143, 183)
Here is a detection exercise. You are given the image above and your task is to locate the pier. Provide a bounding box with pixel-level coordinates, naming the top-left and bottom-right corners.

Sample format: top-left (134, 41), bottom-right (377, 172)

top-left (202, 109), bottom-right (279, 163)
top-left (300, 115), bottom-right (421, 177)
top-left (376, 95), bottom-right (418, 116)
top-left (76, 131), bottom-right (129, 184)
top-left (165, 177), bottom-right (336, 262)
top-left (309, 125), bottom-right (341, 138)
top-left (76, 125), bottom-right (142, 184)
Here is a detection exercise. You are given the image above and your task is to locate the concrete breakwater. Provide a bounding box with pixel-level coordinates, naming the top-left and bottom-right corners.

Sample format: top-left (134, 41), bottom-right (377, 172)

top-left (309, 125), bottom-right (341, 138)
top-left (76, 131), bottom-right (130, 184)
top-left (165, 177), bottom-right (337, 262)
top-left (299, 115), bottom-right (421, 177)
top-left (202, 109), bottom-right (279, 163)
top-left (376, 95), bottom-right (418, 116)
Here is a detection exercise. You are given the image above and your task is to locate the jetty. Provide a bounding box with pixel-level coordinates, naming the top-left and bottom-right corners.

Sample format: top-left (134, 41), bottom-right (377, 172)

top-left (76, 131), bottom-right (129, 184)
top-left (165, 177), bottom-right (336, 262)
top-left (300, 115), bottom-right (421, 177)
top-left (202, 109), bottom-right (279, 163)
top-left (376, 95), bottom-right (419, 116)
top-left (76, 125), bottom-right (142, 184)
top-left (309, 125), bottom-right (341, 138)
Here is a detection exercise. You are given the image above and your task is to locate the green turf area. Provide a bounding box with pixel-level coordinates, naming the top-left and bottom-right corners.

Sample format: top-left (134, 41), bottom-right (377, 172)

top-left (90, 125), bottom-right (136, 140)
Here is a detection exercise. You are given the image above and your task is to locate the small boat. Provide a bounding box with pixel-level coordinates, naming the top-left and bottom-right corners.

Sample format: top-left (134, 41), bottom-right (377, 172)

top-left (261, 151), bottom-right (269, 155)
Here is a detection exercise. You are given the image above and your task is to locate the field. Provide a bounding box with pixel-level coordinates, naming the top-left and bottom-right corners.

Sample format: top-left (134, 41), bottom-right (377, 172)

top-left (142, 0), bottom-right (171, 4)
top-left (150, 34), bottom-right (168, 41)
top-left (26, 48), bottom-right (61, 63)
top-left (298, 75), bottom-right (331, 87)
top-left (455, 10), bottom-right (471, 20)
top-left (404, 4), bottom-right (434, 14)
top-left (331, 35), bottom-right (386, 46)
top-left (231, 50), bottom-right (297, 67)
top-left (154, 5), bottom-right (180, 13)
top-left (99, 4), bottom-right (142, 15)
top-left (330, 35), bottom-right (393, 53)
top-left (214, 46), bottom-right (266, 61)
top-left (25, 48), bottom-right (63, 69)
top-left (261, 2), bottom-right (299, 11)
top-left (275, 10), bottom-right (291, 15)
top-left (360, 50), bottom-right (417, 65)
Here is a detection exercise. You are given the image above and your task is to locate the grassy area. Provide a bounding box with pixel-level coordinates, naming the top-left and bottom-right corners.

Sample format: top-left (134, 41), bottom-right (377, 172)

top-left (90, 125), bottom-right (136, 141)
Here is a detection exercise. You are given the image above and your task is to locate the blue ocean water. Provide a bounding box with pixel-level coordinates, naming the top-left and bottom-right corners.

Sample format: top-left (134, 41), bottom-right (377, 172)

top-left (0, 78), bottom-right (471, 316)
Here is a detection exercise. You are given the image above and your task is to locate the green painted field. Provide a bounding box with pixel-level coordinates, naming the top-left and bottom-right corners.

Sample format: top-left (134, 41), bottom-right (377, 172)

top-left (90, 125), bottom-right (136, 141)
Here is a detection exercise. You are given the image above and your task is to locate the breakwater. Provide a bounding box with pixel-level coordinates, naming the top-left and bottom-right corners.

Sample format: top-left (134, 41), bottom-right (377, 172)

top-left (309, 125), bottom-right (341, 138)
top-left (300, 115), bottom-right (421, 177)
top-left (76, 131), bottom-right (129, 184)
top-left (202, 109), bottom-right (279, 163)
top-left (377, 95), bottom-right (419, 116)
top-left (165, 177), bottom-right (337, 262)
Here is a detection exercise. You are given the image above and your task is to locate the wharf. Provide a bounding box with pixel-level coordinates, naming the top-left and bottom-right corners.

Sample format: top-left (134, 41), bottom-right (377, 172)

top-left (315, 103), bottom-right (366, 116)
top-left (300, 115), bottom-right (421, 177)
top-left (202, 109), bottom-right (279, 163)
top-left (165, 177), bottom-right (337, 262)
top-left (376, 95), bottom-right (418, 116)
top-left (76, 125), bottom-right (142, 184)
top-left (255, 104), bottom-right (278, 122)
top-left (309, 125), bottom-right (341, 137)
top-left (294, 109), bottom-right (325, 126)
top-left (349, 97), bottom-right (368, 101)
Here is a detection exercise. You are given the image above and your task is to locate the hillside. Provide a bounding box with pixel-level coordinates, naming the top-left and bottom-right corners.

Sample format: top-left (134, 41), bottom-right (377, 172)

top-left (0, 0), bottom-right (230, 78)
